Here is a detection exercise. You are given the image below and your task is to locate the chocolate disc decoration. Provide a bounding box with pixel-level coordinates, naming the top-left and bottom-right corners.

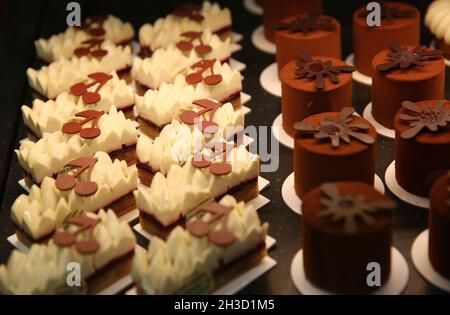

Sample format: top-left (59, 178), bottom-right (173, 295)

top-left (74, 38), bottom-right (107, 59)
top-left (294, 107), bottom-right (375, 148)
top-left (185, 59), bottom-right (222, 86)
top-left (318, 183), bottom-right (396, 235)
top-left (55, 157), bottom-right (98, 197)
top-left (191, 153), bottom-right (211, 169)
top-left (399, 100), bottom-right (450, 139)
top-left (62, 110), bottom-right (104, 139)
top-left (179, 98), bottom-right (222, 134)
top-left (209, 162), bottom-right (232, 176)
top-left (52, 214), bottom-right (101, 255)
top-left (191, 141), bottom-right (233, 176)
top-left (275, 10), bottom-right (336, 34)
top-left (176, 31), bottom-right (212, 55)
top-left (358, 2), bottom-right (416, 21)
top-left (187, 202), bottom-right (236, 246)
top-left (70, 72), bottom-right (113, 105)
top-left (296, 52), bottom-right (355, 90)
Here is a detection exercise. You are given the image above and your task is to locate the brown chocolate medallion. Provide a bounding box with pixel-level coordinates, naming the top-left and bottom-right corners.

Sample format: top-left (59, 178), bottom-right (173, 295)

top-left (177, 31), bottom-right (212, 55)
top-left (186, 59), bottom-right (222, 86)
top-left (55, 157), bottom-right (99, 197)
top-left (275, 11), bottom-right (336, 34)
top-left (70, 72), bottom-right (113, 104)
top-left (179, 99), bottom-right (221, 134)
top-left (62, 110), bottom-right (104, 139)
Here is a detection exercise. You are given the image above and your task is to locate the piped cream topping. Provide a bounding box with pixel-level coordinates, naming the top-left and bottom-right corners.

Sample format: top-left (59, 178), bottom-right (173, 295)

top-left (17, 106), bottom-right (137, 184)
top-left (132, 29), bottom-right (231, 89)
top-left (36, 15), bottom-right (135, 63)
top-left (134, 145), bottom-right (259, 226)
top-left (132, 195), bottom-right (267, 294)
top-left (11, 151), bottom-right (138, 240)
top-left (27, 41), bottom-right (131, 99)
top-left (426, 0), bottom-right (450, 45)
top-left (22, 72), bottom-right (135, 138)
top-left (0, 209), bottom-right (136, 295)
top-left (139, 2), bottom-right (231, 51)
top-left (135, 63), bottom-right (242, 126)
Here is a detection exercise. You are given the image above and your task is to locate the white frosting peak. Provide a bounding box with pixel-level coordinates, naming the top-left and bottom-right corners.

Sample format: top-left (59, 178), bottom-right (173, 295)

top-left (426, 0), bottom-right (450, 44)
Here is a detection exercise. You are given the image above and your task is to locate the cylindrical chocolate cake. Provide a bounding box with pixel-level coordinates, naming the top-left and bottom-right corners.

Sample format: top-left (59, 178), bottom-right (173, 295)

top-left (302, 181), bottom-right (395, 294)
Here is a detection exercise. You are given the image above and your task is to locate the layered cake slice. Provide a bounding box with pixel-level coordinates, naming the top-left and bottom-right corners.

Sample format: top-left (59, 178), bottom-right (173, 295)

top-left (139, 2), bottom-right (232, 56)
top-left (428, 171), bottom-right (450, 279)
top-left (134, 145), bottom-right (260, 239)
top-left (27, 40), bottom-right (131, 100)
top-left (426, 0), bottom-right (450, 59)
top-left (17, 106), bottom-right (137, 186)
top-left (394, 100), bottom-right (450, 196)
top-left (137, 101), bottom-right (244, 185)
top-left (294, 107), bottom-right (377, 199)
top-left (353, 2), bottom-right (420, 77)
top-left (11, 151), bottom-right (137, 244)
top-left (36, 15), bottom-right (135, 64)
top-left (372, 44), bottom-right (444, 129)
top-left (0, 210), bottom-right (136, 294)
top-left (301, 182), bottom-right (396, 294)
top-left (132, 195), bottom-right (268, 294)
top-left (22, 71), bottom-right (135, 141)
top-left (281, 52), bottom-right (355, 137)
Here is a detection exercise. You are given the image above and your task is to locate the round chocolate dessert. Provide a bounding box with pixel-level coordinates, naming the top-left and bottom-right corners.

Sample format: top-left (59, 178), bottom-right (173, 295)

top-left (372, 44), bottom-right (444, 130)
top-left (302, 182), bottom-right (395, 294)
top-left (353, 1), bottom-right (420, 77)
top-left (429, 171), bottom-right (450, 279)
top-left (394, 100), bottom-right (450, 197)
top-left (261, 0), bottom-right (322, 43)
top-left (275, 12), bottom-right (341, 75)
top-left (294, 107), bottom-right (377, 199)
top-left (280, 53), bottom-right (355, 137)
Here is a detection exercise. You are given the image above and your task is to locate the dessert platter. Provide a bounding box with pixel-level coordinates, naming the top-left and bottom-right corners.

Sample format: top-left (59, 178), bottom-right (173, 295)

top-left (0, 0), bottom-right (449, 296)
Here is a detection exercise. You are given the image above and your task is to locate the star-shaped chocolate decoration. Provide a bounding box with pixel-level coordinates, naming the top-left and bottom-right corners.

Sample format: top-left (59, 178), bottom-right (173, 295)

top-left (359, 2), bottom-right (416, 21)
top-left (275, 11), bottom-right (336, 34)
top-left (376, 43), bottom-right (442, 72)
top-left (294, 107), bottom-right (375, 148)
top-left (318, 183), bottom-right (396, 235)
top-left (399, 100), bottom-right (450, 139)
top-left (296, 52), bottom-right (355, 90)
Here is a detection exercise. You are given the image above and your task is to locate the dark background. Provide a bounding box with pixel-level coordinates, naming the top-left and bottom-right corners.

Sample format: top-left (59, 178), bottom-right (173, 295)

top-left (0, 0), bottom-right (448, 294)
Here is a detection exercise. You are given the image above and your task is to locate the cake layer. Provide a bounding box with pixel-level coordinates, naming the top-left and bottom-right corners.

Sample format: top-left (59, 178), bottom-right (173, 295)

top-left (132, 29), bottom-right (231, 90)
top-left (353, 2), bottom-right (420, 77)
top-left (372, 45), bottom-right (445, 129)
top-left (425, 0), bottom-right (450, 59)
top-left (294, 108), bottom-right (377, 199)
top-left (302, 182), bottom-right (395, 294)
top-left (429, 172), bottom-right (450, 279)
top-left (22, 72), bottom-right (135, 139)
top-left (27, 41), bottom-right (132, 99)
top-left (36, 15), bottom-right (135, 63)
top-left (16, 106), bottom-right (137, 185)
top-left (394, 100), bottom-right (450, 196)
top-left (0, 210), bottom-right (136, 294)
top-left (135, 145), bottom-right (259, 227)
top-left (280, 54), bottom-right (354, 137)
top-left (139, 2), bottom-right (231, 52)
top-left (132, 195), bottom-right (268, 294)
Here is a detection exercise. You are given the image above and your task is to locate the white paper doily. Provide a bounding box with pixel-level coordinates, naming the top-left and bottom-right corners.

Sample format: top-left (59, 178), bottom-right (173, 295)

top-left (251, 25), bottom-right (276, 54)
top-left (243, 0), bottom-right (263, 15)
top-left (272, 114), bottom-right (293, 149)
top-left (260, 62), bottom-right (281, 97)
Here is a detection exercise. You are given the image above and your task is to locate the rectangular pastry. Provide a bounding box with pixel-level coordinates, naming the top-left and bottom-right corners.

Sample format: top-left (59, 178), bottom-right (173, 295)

top-left (139, 2), bottom-right (232, 56)
top-left (132, 195), bottom-right (268, 294)
top-left (36, 15), bottom-right (135, 64)
top-left (27, 40), bottom-right (131, 100)
top-left (132, 28), bottom-right (231, 90)
top-left (134, 144), bottom-right (260, 239)
top-left (22, 71), bottom-right (135, 141)
top-left (136, 100), bottom-right (244, 185)
top-left (0, 210), bottom-right (136, 295)
top-left (11, 151), bottom-right (137, 244)
top-left (16, 106), bottom-right (138, 186)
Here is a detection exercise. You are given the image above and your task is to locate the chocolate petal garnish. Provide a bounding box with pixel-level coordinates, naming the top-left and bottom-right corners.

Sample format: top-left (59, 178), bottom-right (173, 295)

top-left (348, 131), bottom-right (375, 144)
top-left (391, 42), bottom-right (401, 52)
top-left (400, 122), bottom-right (424, 139)
top-left (320, 182), bottom-right (340, 199)
top-left (376, 61), bottom-right (397, 71)
top-left (401, 100), bottom-right (421, 113)
top-left (293, 121), bottom-right (317, 132)
top-left (365, 199), bottom-right (397, 210)
top-left (55, 174), bottom-right (77, 191)
top-left (74, 181), bottom-right (98, 197)
top-left (209, 229), bottom-right (236, 247)
top-left (75, 240), bottom-right (100, 255)
top-left (398, 114), bottom-right (418, 121)
top-left (340, 107), bottom-right (355, 120)
top-left (53, 231), bottom-right (76, 247)
top-left (348, 123), bottom-right (369, 130)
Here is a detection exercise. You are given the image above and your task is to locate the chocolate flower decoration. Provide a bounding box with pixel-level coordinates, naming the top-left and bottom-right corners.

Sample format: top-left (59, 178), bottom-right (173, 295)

top-left (296, 52), bottom-right (355, 90)
top-left (294, 107), bottom-right (375, 148)
top-left (399, 100), bottom-right (450, 139)
top-left (359, 2), bottom-right (416, 21)
top-left (376, 43), bottom-right (442, 72)
top-left (318, 183), bottom-right (396, 235)
top-left (275, 11), bottom-right (336, 34)
top-left (172, 4), bottom-right (204, 22)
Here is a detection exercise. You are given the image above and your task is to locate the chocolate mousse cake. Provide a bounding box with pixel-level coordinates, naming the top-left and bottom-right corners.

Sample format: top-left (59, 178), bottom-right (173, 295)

top-left (426, 0), bottom-right (450, 59)
top-left (280, 52), bottom-right (355, 137)
top-left (372, 44), bottom-right (444, 130)
top-left (301, 182), bottom-right (396, 294)
top-left (353, 2), bottom-right (420, 77)
top-left (394, 100), bottom-right (450, 197)
top-left (294, 107), bottom-right (377, 199)
top-left (275, 12), bottom-right (341, 74)
top-left (261, 0), bottom-right (322, 43)
top-left (428, 171), bottom-right (450, 279)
